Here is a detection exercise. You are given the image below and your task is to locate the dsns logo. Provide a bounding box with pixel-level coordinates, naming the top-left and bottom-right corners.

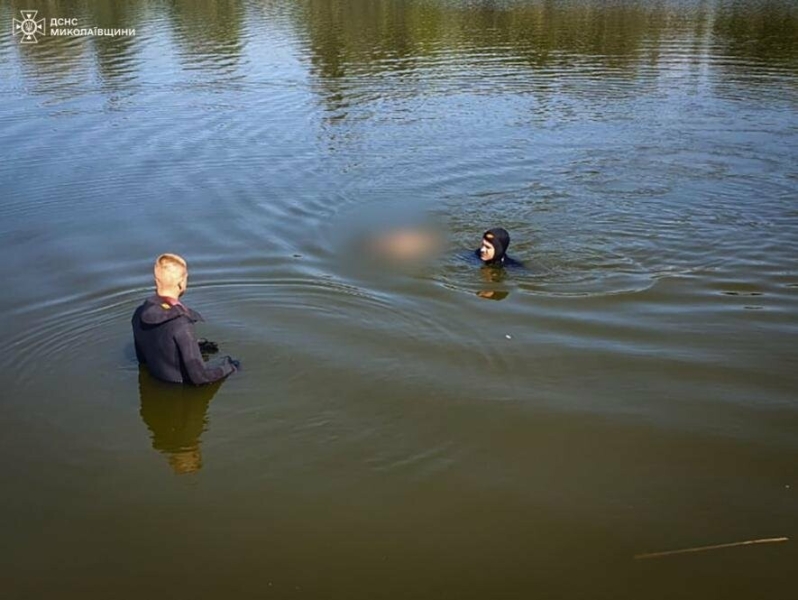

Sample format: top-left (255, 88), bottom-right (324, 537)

top-left (13, 10), bottom-right (46, 44)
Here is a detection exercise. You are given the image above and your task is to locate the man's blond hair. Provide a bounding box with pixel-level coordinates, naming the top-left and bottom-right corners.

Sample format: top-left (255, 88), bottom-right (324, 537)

top-left (154, 253), bottom-right (187, 287)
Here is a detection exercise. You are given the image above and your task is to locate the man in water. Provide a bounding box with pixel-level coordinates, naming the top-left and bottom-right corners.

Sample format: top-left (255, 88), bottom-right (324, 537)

top-left (132, 253), bottom-right (238, 385)
top-left (477, 227), bottom-right (522, 267)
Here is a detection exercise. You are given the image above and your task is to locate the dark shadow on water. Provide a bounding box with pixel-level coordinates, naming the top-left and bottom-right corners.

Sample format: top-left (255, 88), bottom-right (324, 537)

top-left (137, 366), bottom-right (221, 475)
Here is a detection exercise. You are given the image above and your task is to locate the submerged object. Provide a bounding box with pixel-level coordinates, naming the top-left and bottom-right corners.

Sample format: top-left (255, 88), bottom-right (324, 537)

top-left (198, 338), bottom-right (219, 354)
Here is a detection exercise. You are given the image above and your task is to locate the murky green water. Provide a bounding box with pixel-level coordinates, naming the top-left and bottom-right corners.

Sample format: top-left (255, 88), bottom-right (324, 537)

top-left (1, 0), bottom-right (797, 597)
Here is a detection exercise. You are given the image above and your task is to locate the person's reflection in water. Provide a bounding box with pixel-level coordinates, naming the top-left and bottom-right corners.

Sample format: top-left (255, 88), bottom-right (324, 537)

top-left (476, 289), bottom-right (510, 301)
top-left (138, 366), bottom-right (220, 475)
top-left (476, 264), bottom-right (510, 301)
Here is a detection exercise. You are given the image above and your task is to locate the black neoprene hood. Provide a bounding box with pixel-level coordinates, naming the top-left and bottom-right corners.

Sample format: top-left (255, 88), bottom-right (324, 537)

top-left (482, 227), bottom-right (510, 263)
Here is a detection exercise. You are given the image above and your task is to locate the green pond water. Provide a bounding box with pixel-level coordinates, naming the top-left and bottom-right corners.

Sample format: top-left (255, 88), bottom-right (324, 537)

top-left (1, 0), bottom-right (797, 598)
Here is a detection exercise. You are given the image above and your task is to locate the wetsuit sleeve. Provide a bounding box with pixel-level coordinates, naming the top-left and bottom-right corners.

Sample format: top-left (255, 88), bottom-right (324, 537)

top-left (174, 319), bottom-right (235, 385)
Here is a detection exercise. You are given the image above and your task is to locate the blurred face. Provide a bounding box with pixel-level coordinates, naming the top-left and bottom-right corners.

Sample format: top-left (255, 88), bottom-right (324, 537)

top-left (372, 228), bottom-right (440, 262)
top-left (479, 238), bottom-right (496, 262)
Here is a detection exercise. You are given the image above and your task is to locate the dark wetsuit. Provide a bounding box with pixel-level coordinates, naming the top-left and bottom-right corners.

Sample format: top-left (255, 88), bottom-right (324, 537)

top-left (472, 248), bottom-right (525, 268)
top-left (132, 294), bottom-right (235, 385)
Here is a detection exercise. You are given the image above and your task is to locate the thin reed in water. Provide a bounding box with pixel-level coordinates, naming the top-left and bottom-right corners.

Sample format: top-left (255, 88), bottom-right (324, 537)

top-left (635, 537), bottom-right (789, 560)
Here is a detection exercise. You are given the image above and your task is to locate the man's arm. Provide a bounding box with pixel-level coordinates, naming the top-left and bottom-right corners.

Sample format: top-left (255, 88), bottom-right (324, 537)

top-left (174, 319), bottom-right (235, 385)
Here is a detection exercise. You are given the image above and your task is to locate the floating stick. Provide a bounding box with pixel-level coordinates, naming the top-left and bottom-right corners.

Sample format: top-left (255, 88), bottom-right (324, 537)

top-left (634, 537), bottom-right (788, 560)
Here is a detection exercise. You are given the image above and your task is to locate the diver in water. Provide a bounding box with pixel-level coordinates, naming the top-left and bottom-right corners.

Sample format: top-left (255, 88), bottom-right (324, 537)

top-left (132, 253), bottom-right (239, 385)
top-left (476, 227), bottom-right (523, 267)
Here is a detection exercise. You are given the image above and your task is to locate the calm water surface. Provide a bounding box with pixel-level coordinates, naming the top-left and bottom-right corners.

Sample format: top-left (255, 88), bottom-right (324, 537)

top-left (1, 0), bottom-right (797, 598)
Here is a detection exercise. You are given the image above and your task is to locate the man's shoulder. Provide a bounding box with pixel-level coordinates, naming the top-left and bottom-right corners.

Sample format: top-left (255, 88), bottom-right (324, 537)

top-left (133, 296), bottom-right (197, 327)
top-left (132, 296), bottom-right (153, 323)
top-left (504, 255), bottom-right (525, 268)
top-left (135, 294), bottom-right (160, 309)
